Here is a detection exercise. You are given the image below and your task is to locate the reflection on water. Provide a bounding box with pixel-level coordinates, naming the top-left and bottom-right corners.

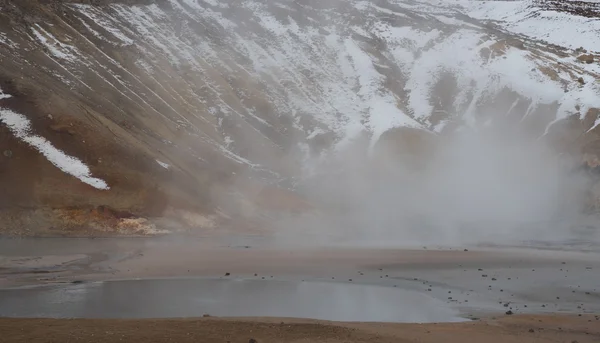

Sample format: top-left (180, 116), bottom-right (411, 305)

top-left (0, 278), bottom-right (467, 323)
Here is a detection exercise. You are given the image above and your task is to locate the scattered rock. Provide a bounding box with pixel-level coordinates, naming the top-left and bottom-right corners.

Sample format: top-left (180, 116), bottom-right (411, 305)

top-left (505, 310), bottom-right (513, 315)
top-left (225, 272), bottom-right (230, 276)
top-left (482, 274), bottom-right (488, 277)
top-left (528, 328), bottom-right (535, 333)
top-left (577, 54), bottom-right (594, 64)
top-left (491, 278), bottom-right (497, 281)
top-left (464, 249), bottom-right (468, 252)
top-left (71, 280), bottom-right (84, 284)
top-left (249, 339), bottom-right (258, 343)
top-left (202, 314), bottom-right (210, 317)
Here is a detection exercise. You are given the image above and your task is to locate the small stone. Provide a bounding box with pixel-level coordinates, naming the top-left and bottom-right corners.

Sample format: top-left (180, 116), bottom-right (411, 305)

top-left (2, 150), bottom-right (12, 158)
top-left (528, 329), bottom-right (535, 333)
top-left (225, 272), bottom-right (230, 276)
top-left (491, 278), bottom-right (497, 281)
top-left (249, 339), bottom-right (258, 343)
top-left (464, 249), bottom-right (468, 252)
top-left (202, 314), bottom-right (210, 317)
top-left (505, 310), bottom-right (513, 315)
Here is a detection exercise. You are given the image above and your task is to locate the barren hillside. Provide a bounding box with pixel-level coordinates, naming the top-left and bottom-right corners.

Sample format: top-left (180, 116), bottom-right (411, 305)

top-left (0, 0), bottom-right (599, 238)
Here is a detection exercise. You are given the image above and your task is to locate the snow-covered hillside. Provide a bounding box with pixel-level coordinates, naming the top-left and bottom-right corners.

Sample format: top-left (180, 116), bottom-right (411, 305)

top-left (0, 0), bottom-right (599, 236)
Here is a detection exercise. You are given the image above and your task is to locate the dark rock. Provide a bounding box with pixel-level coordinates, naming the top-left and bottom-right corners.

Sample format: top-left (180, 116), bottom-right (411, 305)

top-left (225, 272), bottom-right (230, 276)
top-left (529, 328), bottom-right (535, 333)
top-left (505, 310), bottom-right (513, 315)
top-left (577, 54), bottom-right (594, 64)
top-left (249, 339), bottom-right (258, 343)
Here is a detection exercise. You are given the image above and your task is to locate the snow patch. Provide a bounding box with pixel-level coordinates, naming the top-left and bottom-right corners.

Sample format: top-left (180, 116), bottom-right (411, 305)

top-left (0, 86), bottom-right (11, 100)
top-left (156, 159), bottom-right (170, 169)
top-left (0, 109), bottom-right (110, 190)
top-left (31, 24), bottom-right (79, 62)
top-left (457, 0), bottom-right (600, 52)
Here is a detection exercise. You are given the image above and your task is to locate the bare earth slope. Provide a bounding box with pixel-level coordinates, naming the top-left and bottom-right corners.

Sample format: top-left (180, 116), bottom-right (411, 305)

top-left (1, 315), bottom-right (599, 343)
top-left (1, 0), bottom-right (600, 235)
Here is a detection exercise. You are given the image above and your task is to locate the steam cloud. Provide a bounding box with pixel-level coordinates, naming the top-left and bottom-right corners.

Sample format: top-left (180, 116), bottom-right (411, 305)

top-left (269, 125), bottom-right (592, 248)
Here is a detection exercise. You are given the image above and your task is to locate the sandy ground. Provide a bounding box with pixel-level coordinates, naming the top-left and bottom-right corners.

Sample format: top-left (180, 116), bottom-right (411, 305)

top-left (1, 237), bottom-right (599, 342)
top-left (1, 315), bottom-right (599, 343)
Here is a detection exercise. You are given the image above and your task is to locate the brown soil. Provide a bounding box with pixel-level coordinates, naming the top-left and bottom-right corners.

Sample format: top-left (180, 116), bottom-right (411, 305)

top-left (0, 315), bottom-right (598, 343)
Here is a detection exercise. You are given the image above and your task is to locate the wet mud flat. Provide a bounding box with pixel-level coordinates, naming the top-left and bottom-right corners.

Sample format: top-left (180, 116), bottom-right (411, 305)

top-left (0, 237), bottom-right (599, 324)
